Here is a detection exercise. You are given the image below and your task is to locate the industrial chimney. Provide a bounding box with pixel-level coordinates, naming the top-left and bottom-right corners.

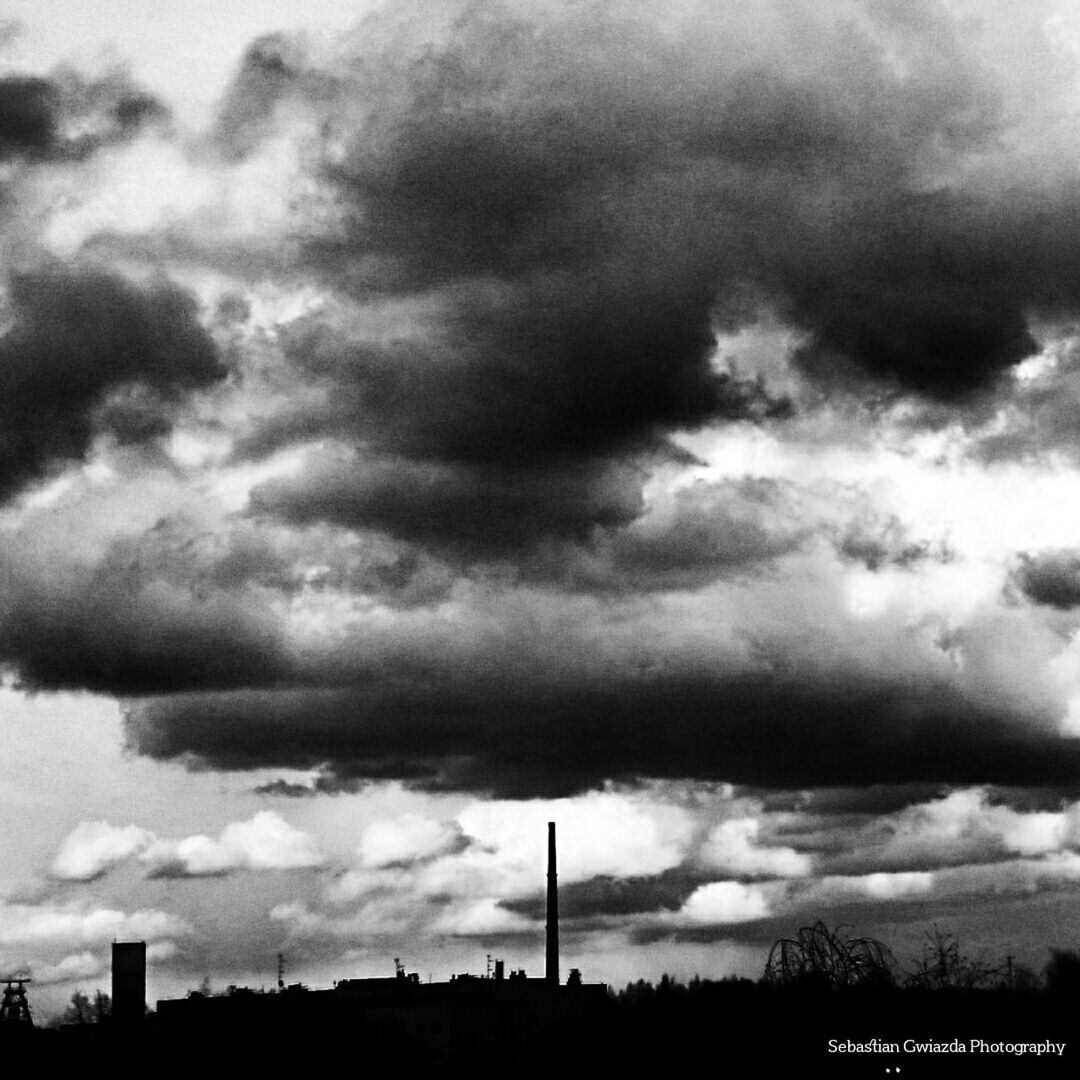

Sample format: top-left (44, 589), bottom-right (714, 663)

top-left (546, 821), bottom-right (559, 986)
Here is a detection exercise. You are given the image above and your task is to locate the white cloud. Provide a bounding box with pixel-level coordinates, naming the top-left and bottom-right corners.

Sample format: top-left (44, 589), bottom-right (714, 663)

top-left (298, 791), bottom-right (699, 947)
top-left (219, 810), bottom-right (325, 869)
top-left (52, 811), bottom-right (324, 880)
top-left (457, 791), bottom-right (693, 887)
top-left (813, 871), bottom-right (936, 903)
top-left (324, 866), bottom-right (410, 905)
top-left (699, 818), bottom-right (813, 879)
top-left (999, 811), bottom-right (1069, 856)
top-left (785, 853), bottom-right (1080, 917)
top-left (358, 814), bottom-right (462, 868)
top-left (51, 820), bottom-right (155, 881)
top-left (430, 898), bottom-right (533, 937)
top-left (147, 940), bottom-right (179, 963)
top-left (271, 898), bottom-right (417, 939)
top-left (0, 900), bottom-right (185, 949)
top-left (32, 950), bottom-right (104, 985)
top-left (840, 788), bottom-right (1078, 869)
top-left (145, 810), bottom-right (324, 875)
top-left (678, 881), bottom-right (771, 924)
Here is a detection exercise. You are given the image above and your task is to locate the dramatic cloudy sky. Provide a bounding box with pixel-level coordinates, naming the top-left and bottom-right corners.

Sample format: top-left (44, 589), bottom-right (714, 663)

top-left (7, 0), bottom-right (1080, 1018)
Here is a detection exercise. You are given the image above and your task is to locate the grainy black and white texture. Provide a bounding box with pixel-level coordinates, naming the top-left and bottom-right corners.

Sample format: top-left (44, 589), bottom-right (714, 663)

top-left (4, 0), bottom-right (1080, 1019)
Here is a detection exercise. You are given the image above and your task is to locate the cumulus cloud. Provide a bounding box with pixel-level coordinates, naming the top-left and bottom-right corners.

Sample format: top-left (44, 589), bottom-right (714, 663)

top-left (815, 787), bottom-right (1080, 874)
top-left (18, 0), bottom-right (1080, 1008)
top-left (32, 950), bottom-right (104, 985)
top-left (49, 812), bottom-right (324, 881)
top-left (503, 874), bottom-right (694, 921)
top-left (192, 0), bottom-right (1080, 568)
top-left (677, 881), bottom-right (772, 925)
top-left (1010, 549), bottom-right (1080, 609)
top-left (516, 477), bottom-right (817, 593)
top-left (0, 900), bottom-right (183, 949)
top-left (0, 267), bottom-right (225, 503)
top-left (834, 511), bottom-right (950, 572)
top-left (781, 852), bottom-right (1080, 920)
top-left (811, 870), bottom-right (937, 903)
top-left (698, 818), bottom-right (813, 880)
top-left (455, 795), bottom-right (692, 883)
top-left (966, 336), bottom-right (1080, 464)
top-left (144, 810), bottom-right (324, 877)
top-left (279, 790), bottom-right (698, 955)
top-left (121, 611), bottom-right (1080, 796)
top-left (0, 496), bottom-right (292, 695)
top-left (0, 898), bottom-right (184, 1003)
top-left (357, 814), bottom-right (464, 869)
top-left (51, 821), bottom-right (155, 882)
top-left (180, 783), bottom-right (1080, 972)
top-left (197, 0), bottom-right (1080, 514)
top-left (0, 67), bottom-right (167, 164)
top-left (52, 0), bottom-right (1070, 802)
top-left (8, 1), bottom-right (1080, 904)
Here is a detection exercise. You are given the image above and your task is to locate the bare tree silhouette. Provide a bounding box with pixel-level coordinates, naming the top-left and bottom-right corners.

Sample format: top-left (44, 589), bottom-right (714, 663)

top-left (764, 921), bottom-right (896, 990)
top-left (905, 925), bottom-right (1001, 992)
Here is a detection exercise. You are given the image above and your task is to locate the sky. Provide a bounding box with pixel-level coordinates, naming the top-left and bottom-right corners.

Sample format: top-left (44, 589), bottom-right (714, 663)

top-left (6, 0), bottom-right (1080, 1019)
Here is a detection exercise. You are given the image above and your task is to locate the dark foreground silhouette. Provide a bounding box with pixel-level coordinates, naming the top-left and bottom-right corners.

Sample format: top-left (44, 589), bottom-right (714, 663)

top-left (3, 926), bottom-right (1077, 1078)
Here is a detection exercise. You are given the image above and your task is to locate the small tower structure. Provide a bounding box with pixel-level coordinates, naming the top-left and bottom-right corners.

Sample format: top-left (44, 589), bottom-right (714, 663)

top-left (0, 978), bottom-right (33, 1028)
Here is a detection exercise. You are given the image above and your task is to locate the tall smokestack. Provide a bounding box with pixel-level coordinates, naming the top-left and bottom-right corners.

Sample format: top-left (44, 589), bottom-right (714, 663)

top-left (546, 821), bottom-right (559, 986)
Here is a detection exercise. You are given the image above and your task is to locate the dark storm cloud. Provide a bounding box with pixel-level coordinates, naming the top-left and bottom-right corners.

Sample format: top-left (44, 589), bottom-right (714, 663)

top-left (0, 267), bottom-right (225, 501)
top-left (210, 33), bottom-right (334, 161)
top-left (762, 784), bottom-right (950, 817)
top-left (250, 452), bottom-right (646, 557)
top-left (123, 673), bottom-right (1080, 798)
top-left (503, 874), bottom-right (694, 921)
top-left (511, 477), bottom-right (816, 592)
top-left (506, 479), bottom-right (951, 593)
top-left (590, 478), bottom-right (810, 590)
top-left (274, 291), bottom-right (788, 467)
top-left (0, 68), bottom-right (167, 163)
top-left (190, 0), bottom-right (1080, 564)
top-left (784, 196), bottom-right (1044, 401)
top-left (296, 0), bottom-right (1067, 404)
top-left (254, 779), bottom-right (321, 798)
top-left (0, 513), bottom-right (291, 694)
top-left (834, 512), bottom-right (950, 572)
top-left (964, 337), bottom-right (1080, 464)
top-left (233, 292), bottom-right (785, 553)
top-left (154, 516), bottom-right (457, 610)
top-left (50, 66), bottom-right (170, 157)
top-left (34, 0), bottom-right (1080, 796)
top-left (0, 76), bottom-right (56, 159)
top-left (1009, 550), bottom-right (1080, 610)
top-left (254, 774), bottom-right (370, 798)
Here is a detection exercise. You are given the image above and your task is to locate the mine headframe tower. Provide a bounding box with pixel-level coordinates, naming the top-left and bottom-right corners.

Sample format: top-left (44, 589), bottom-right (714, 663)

top-left (0, 978), bottom-right (33, 1028)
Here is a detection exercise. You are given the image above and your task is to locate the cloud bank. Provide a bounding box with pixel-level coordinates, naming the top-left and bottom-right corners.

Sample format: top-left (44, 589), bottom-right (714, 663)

top-left (5, 0), bottom-right (1080, 802)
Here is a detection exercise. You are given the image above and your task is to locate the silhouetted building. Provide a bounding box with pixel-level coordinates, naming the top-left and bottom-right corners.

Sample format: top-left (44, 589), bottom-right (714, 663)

top-left (111, 942), bottom-right (145, 1025)
top-left (156, 965), bottom-right (608, 1071)
top-left (152, 824), bottom-right (608, 1071)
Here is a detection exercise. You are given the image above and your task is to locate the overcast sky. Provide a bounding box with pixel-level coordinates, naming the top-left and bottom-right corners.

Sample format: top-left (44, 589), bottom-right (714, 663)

top-left (6, 0), bottom-right (1080, 1018)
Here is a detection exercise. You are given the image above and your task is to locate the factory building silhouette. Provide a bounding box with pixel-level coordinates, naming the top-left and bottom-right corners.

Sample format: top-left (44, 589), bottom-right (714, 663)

top-left (143, 822), bottom-right (608, 1071)
top-left (111, 942), bottom-right (145, 1028)
top-left (13, 825), bottom-right (1078, 1074)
